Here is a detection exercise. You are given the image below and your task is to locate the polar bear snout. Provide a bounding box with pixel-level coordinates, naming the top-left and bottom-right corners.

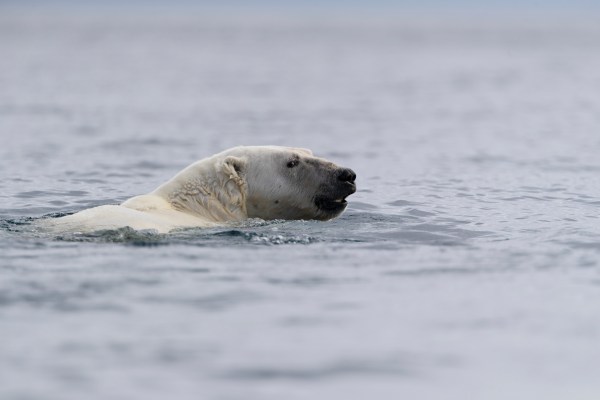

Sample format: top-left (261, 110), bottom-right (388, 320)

top-left (337, 168), bottom-right (357, 184)
top-left (313, 167), bottom-right (357, 218)
top-left (334, 167), bottom-right (357, 196)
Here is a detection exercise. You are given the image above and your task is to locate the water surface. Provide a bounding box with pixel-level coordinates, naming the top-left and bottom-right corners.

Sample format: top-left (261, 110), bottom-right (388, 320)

top-left (2, 10), bottom-right (600, 400)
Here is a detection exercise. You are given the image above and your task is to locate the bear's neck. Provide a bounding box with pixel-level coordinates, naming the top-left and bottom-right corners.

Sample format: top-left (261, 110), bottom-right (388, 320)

top-left (152, 159), bottom-right (248, 222)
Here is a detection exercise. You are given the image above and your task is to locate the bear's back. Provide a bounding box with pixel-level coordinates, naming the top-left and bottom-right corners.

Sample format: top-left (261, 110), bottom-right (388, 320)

top-left (46, 195), bottom-right (216, 233)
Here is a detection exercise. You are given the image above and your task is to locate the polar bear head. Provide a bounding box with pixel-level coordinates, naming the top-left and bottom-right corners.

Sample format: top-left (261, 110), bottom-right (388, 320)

top-left (156, 146), bottom-right (357, 222)
top-left (227, 146), bottom-right (357, 221)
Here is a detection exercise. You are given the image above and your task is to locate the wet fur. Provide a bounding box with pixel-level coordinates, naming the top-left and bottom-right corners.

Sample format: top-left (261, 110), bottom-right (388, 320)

top-left (43, 146), bottom-right (355, 234)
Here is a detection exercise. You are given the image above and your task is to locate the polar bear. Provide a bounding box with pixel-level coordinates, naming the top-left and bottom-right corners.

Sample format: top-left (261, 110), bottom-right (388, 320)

top-left (45, 146), bottom-right (357, 234)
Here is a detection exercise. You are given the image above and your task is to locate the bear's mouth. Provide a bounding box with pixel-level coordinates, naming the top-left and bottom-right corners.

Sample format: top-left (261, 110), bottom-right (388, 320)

top-left (314, 195), bottom-right (349, 212)
top-left (314, 172), bottom-right (356, 216)
top-left (314, 182), bottom-right (355, 214)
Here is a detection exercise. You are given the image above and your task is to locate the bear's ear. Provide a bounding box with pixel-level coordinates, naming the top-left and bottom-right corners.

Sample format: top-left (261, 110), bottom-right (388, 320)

top-left (221, 156), bottom-right (247, 189)
top-left (216, 155), bottom-right (248, 218)
top-left (294, 147), bottom-right (313, 156)
top-left (223, 155), bottom-right (246, 176)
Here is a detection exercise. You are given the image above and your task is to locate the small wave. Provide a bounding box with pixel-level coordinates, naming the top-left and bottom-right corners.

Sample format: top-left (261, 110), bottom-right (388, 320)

top-left (217, 352), bottom-right (453, 381)
top-left (14, 190), bottom-right (89, 199)
top-left (211, 230), bottom-right (319, 245)
top-left (55, 227), bottom-right (167, 246)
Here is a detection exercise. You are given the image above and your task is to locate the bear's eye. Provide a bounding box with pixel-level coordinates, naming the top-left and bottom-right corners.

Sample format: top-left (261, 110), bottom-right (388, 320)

top-left (287, 159), bottom-right (299, 168)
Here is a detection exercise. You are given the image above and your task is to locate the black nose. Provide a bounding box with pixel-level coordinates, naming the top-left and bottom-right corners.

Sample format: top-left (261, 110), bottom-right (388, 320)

top-left (338, 168), bottom-right (356, 183)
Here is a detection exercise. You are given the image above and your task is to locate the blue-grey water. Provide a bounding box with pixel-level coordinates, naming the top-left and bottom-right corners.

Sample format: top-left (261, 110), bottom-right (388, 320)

top-left (2, 9), bottom-right (600, 400)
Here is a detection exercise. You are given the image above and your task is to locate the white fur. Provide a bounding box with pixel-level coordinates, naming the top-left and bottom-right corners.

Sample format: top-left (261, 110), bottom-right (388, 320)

top-left (44, 146), bottom-right (352, 234)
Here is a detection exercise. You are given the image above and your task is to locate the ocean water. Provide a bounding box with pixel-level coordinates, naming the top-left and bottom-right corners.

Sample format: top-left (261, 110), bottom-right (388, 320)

top-left (2, 9), bottom-right (600, 400)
